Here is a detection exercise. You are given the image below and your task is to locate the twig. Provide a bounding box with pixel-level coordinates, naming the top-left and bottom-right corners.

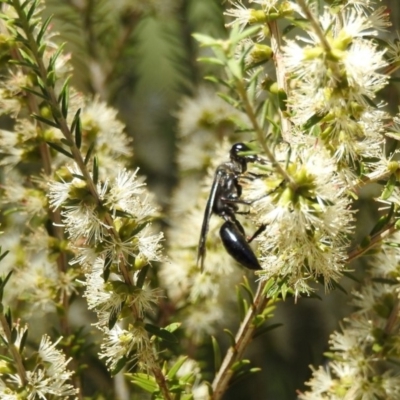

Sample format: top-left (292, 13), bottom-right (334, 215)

top-left (211, 280), bottom-right (269, 400)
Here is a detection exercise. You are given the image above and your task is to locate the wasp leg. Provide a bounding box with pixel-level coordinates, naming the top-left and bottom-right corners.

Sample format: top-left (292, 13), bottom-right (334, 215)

top-left (248, 224), bottom-right (267, 243)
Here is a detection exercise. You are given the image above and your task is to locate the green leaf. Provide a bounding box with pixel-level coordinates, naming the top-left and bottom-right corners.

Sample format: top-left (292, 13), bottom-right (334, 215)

top-left (8, 59), bottom-right (39, 72)
top-left (204, 75), bottom-right (234, 90)
top-left (130, 372), bottom-right (157, 393)
top-left (217, 92), bottom-right (239, 108)
top-left (163, 324), bottom-right (181, 336)
top-left (342, 271), bottom-right (361, 283)
top-left (370, 202), bottom-right (394, 235)
top-left (262, 278), bottom-right (275, 296)
top-left (0, 251), bottom-right (10, 264)
top-left (11, 327), bottom-right (17, 344)
top-left (230, 367), bottom-right (261, 387)
top-left (167, 356), bottom-right (188, 380)
top-left (111, 356), bottom-right (128, 376)
top-left (46, 141), bottom-right (73, 158)
top-left (26, 0), bottom-right (39, 21)
top-left (235, 25), bottom-right (262, 42)
top-left (236, 287), bottom-right (247, 320)
top-left (253, 323), bottom-right (283, 340)
top-left (197, 57), bottom-right (225, 66)
top-left (18, 48), bottom-right (34, 65)
top-left (0, 354), bottom-right (13, 363)
top-left (19, 328), bottom-right (28, 352)
top-left (331, 280), bottom-right (347, 295)
top-left (135, 265), bottom-right (149, 288)
top-left (84, 142), bottom-right (95, 165)
top-left (303, 112), bottom-right (327, 131)
top-left (280, 282), bottom-right (288, 301)
top-left (108, 306), bottom-right (120, 330)
top-left (71, 108), bottom-right (82, 149)
top-left (381, 174), bottom-right (396, 200)
top-left (103, 253), bottom-right (112, 282)
top-left (5, 308), bottom-right (11, 329)
top-left (211, 336), bottom-right (221, 371)
top-left (231, 359), bottom-right (250, 372)
top-left (60, 138), bottom-right (74, 147)
top-left (192, 33), bottom-right (221, 47)
top-left (33, 114), bottom-right (59, 129)
top-left (0, 270), bottom-right (12, 303)
top-left (227, 58), bottom-right (242, 80)
top-left (48, 42), bottom-right (65, 71)
top-left (223, 329), bottom-right (236, 347)
top-left (240, 277), bottom-right (254, 303)
top-left (92, 156), bottom-right (99, 185)
top-left (58, 78), bottom-right (70, 119)
top-left (385, 131), bottom-right (400, 141)
top-left (46, 70), bottom-right (56, 88)
top-left (21, 86), bottom-right (48, 101)
top-left (144, 324), bottom-right (178, 343)
top-left (36, 14), bottom-right (53, 44)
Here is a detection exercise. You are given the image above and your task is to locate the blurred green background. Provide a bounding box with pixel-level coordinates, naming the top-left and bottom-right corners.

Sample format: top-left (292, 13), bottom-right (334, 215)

top-left (37, 0), bottom-right (400, 398)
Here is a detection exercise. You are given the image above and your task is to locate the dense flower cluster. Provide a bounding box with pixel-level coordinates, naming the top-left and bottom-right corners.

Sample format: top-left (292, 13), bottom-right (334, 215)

top-left (299, 243), bottom-right (400, 399)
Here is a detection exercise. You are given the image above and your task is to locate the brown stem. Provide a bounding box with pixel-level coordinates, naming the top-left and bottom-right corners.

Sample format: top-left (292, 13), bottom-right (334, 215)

top-left (268, 20), bottom-right (291, 142)
top-left (236, 80), bottom-right (297, 189)
top-left (346, 222), bottom-right (396, 263)
top-left (211, 281), bottom-right (269, 400)
top-left (384, 298), bottom-right (399, 335)
top-left (295, 0), bottom-right (332, 53)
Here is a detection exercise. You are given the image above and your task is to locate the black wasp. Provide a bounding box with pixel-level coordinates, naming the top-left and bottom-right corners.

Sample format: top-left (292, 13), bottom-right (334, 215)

top-left (197, 143), bottom-right (265, 272)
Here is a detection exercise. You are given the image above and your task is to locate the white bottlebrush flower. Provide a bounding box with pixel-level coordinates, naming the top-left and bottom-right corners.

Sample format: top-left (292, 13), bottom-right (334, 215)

top-left (81, 97), bottom-right (133, 158)
top-left (282, 6), bottom-right (389, 172)
top-left (176, 87), bottom-right (250, 137)
top-left (103, 168), bottom-right (148, 217)
top-left (244, 144), bottom-right (353, 295)
top-left (224, 2), bottom-right (264, 29)
top-left (0, 379), bottom-right (18, 400)
top-left (300, 240), bottom-right (400, 400)
top-left (4, 334), bottom-right (78, 399)
top-left (99, 324), bottom-right (154, 371)
top-left (83, 256), bottom-right (161, 326)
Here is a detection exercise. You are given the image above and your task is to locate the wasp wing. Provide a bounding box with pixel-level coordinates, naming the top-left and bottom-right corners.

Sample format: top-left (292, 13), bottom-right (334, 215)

top-left (197, 168), bottom-right (224, 272)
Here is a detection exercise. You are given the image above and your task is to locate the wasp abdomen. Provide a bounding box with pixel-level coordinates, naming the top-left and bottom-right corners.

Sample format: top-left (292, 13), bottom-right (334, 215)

top-left (219, 221), bottom-right (261, 270)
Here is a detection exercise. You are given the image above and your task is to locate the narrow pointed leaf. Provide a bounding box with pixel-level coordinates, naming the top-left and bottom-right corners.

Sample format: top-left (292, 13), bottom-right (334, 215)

top-left (108, 306), bottom-right (120, 330)
top-left (46, 141), bottom-right (73, 158)
top-left (130, 373), bottom-right (157, 393)
top-left (21, 86), bottom-right (48, 100)
top-left (164, 323), bottom-right (181, 333)
top-left (211, 336), bottom-right (221, 371)
top-left (135, 265), bottom-right (149, 288)
top-left (370, 202), bottom-right (394, 235)
top-left (84, 142), bottom-right (95, 165)
top-left (92, 156), bottom-right (99, 185)
top-left (253, 323), bottom-right (283, 340)
top-left (167, 356), bottom-right (188, 380)
top-left (0, 251), bottom-right (9, 264)
top-left (19, 328), bottom-right (28, 352)
top-left (223, 329), bottom-right (236, 347)
top-left (111, 356), bottom-right (127, 376)
top-left (37, 14), bottom-right (53, 44)
top-left (381, 175), bottom-right (396, 200)
top-left (33, 114), bottom-right (59, 128)
top-left (144, 324), bottom-right (178, 343)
